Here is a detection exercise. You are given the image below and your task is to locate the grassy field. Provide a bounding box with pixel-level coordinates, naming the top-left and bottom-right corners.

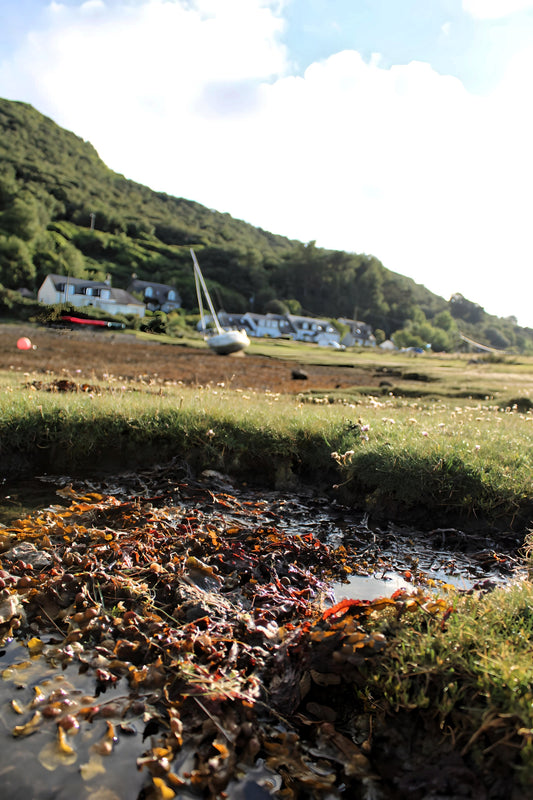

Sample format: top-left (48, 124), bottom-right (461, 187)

top-left (1, 339), bottom-right (532, 531)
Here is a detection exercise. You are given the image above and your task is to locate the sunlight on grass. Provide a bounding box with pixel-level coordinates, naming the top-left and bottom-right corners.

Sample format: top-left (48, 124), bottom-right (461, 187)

top-left (363, 578), bottom-right (533, 783)
top-left (1, 355), bottom-right (533, 523)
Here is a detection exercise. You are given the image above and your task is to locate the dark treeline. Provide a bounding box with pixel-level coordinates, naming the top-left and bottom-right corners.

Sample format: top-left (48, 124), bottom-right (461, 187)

top-left (0, 97), bottom-right (531, 352)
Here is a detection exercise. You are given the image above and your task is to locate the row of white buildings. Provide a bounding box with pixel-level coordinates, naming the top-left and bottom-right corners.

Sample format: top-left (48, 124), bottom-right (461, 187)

top-left (37, 274), bottom-right (376, 347)
top-left (217, 311), bottom-right (375, 347)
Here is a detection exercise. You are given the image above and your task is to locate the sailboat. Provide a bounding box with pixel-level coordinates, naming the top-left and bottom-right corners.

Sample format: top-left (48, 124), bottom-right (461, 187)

top-left (190, 248), bottom-right (250, 355)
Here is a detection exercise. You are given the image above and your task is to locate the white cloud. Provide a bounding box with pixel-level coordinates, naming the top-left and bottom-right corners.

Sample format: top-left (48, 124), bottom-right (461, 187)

top-left (463, 0), bottom-right (533, 19)
top-left (0, 1), bottom-right (289, 162)
top-left (80, 0), bottom-right (107, 13)
top-left (0, 1), bottom-right (532, 325)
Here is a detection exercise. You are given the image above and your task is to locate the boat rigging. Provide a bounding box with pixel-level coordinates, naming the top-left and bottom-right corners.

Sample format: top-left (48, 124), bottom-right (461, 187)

top-left (191, 248), bottom-right (250, 355)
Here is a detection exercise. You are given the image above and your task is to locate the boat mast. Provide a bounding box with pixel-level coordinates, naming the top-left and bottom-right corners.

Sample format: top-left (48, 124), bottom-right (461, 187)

top-left (193, 260), bottom-right (206, 332)
top-left (190, 249), bottom-right (224, 335)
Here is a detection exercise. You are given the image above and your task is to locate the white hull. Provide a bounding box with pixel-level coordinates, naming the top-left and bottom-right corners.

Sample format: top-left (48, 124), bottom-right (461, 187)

top-left (206, 329), bottom-right (250, 355)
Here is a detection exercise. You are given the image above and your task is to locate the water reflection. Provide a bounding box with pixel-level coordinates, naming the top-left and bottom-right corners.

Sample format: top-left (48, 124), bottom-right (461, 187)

top-left (0, 478), bottom-right (66, 525)
top-left (0, 640), bottom-right (146, 800)
top-left (333, 572), bottom-right (413, 602)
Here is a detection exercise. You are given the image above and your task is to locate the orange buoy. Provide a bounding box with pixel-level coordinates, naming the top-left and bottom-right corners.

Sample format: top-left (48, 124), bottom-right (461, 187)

top-left (16, 337), bottom-right (32, 350)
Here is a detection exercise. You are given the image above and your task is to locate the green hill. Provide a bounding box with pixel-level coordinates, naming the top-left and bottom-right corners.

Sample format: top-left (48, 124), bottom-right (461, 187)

top-left (0, 97), bottom-right (531, 352)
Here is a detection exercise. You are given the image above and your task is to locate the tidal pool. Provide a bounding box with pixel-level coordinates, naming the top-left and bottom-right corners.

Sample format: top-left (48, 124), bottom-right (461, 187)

top-left (1, 471), bottom-right (521, 599)
top-left (0, 469), bottom-right (525, 799)
top-left (0, 639), bottom-right (147, 800)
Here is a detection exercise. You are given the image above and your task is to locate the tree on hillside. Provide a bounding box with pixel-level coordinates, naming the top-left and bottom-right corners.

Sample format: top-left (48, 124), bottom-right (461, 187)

top-left (357, 259), bottom-right (390, 329)
top-left (0, 236), bottom-right (36, 287)
top-left (264, 298), bottom-right (289, 315)
top-left (382, 280), bottom-right (417, 333)
top-left (274, 241), bottom-right (324, 310)
top-left (284, 298), bottom-right (302, 314)
top-left (392, 308), bottom-right (453, 352)
top-left (0, 172), bottom-right (17, 210)
top-left (0, 197), bottom-right (42, 241)
top-left (449, 293), bottom-right (485, 324)
top-left (484, 326), bottom-right (511, 350)
top-left (33, 230), bottom-right (86, 284)
top-left (434, 309), bottom-right (455, 331)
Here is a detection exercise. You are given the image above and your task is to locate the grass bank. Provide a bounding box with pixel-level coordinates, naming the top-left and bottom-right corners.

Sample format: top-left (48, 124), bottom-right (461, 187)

top-left (355, 578), bottom-right (533, 790)
top-left (0, 365), bottom-right (532, 533)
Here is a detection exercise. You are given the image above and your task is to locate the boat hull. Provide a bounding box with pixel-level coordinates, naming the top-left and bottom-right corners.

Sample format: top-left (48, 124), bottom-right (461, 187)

top-left (206, 329), bottom-right (250, 355)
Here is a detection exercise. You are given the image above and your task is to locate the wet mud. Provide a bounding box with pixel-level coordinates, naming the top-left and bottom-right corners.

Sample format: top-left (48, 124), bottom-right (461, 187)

top-left (0, 324), bottom-right (379, 395)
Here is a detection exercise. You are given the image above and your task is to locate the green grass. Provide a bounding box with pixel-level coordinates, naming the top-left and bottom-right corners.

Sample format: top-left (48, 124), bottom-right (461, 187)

top-left (359, 579), bottom-right (533, 784)
top-left (327, 396), bottom-right (533, 523)
top-left (0, 374), bottom-right (354, 487)
top-left (1, 345), bottom-right (533, 530)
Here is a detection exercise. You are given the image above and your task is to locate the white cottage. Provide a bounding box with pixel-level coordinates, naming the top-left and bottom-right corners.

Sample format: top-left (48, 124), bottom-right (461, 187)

top-left (241, 313), bottom-right (294, 338)
top-left (286, 314), bottom-right (338, 343)
top-left (38, 275), bottom-right (146, 317)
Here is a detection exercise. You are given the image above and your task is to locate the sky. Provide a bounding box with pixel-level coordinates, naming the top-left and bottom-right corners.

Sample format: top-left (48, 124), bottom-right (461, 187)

top-left (1, 0), bottom-right (532, 326)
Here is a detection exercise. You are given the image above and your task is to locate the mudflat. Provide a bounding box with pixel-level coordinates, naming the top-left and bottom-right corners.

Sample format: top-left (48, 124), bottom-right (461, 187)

top-left (1, 324), bottom-right (378, 394)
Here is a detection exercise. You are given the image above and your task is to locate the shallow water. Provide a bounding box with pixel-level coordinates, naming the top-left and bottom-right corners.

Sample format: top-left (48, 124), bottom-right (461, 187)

top-left (0, 478), bottom-right (68, 525)
top-left (0, 640), bottom-right (147, 800)
top-left (270, 496), bottom-right (520, 600)
top-left (1, 474), bottom-right (520, 597)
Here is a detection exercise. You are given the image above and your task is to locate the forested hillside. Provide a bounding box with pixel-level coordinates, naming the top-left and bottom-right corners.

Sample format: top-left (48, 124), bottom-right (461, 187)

top-left (0, 97), bottom-right (531, 352)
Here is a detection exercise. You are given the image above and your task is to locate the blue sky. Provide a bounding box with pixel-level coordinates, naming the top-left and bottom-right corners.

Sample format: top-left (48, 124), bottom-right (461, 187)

top-left (286, 0), bottom-right (533, 94)
top-left (1, 0), bottom-right (532, 326)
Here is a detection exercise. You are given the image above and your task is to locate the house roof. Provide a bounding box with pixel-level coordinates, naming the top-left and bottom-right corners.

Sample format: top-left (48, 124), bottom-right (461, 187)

top-left (45, 274), bottom-right (110, 291)
top-left (108, 288), bottom-right (145, 307)
top-left (286, 314), bottom-right (331, 327)
top-left (218, 311), bottom-right (246, 324)
top-left (338, 318), bottom-right (373, 334)
top-left (128, 279), bottom-right (181, 305)
top-left (242, 313), bottom-right (295, 330)
top-left (265, 313), bottom-right (290, 322)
